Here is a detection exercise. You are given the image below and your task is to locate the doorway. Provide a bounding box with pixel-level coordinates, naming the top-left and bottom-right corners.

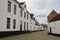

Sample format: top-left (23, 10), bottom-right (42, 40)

top-left (50, 27), bottom-right (52, 34)
top-left (20, 24), bottom-right (22, 32)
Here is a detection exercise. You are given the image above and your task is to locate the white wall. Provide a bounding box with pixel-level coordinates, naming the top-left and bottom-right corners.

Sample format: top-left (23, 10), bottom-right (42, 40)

top-left (39, 25), bottom-right (44, 30)
top-left (0, 0), bottom-right (40, 32)
top-left (0, 0), bottom-right (21, 32)
top-left (48, 20), bottom-right (60, 34)
top-left (19, 3), bottom-right (31, 31)
top-left (30, 18), bottom-right (39, 31)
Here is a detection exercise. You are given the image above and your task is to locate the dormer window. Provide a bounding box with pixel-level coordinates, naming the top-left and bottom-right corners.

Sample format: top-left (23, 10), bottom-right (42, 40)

top-left (24, 5), bottom-right (26, 9)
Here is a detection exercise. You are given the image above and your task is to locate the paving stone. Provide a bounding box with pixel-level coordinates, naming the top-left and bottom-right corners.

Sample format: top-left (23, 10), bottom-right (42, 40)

top-left (0, 31), bottom-right (60, 40)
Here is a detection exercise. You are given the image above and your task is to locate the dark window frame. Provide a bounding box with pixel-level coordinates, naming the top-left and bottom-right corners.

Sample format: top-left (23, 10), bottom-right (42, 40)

top-left (27, 14), bottom-right (28, 19)
top-left (8, 1), bottom-right (11, 12)
top-left (24, 22), bottom-right (26, 31)
top-left (7, 18), bottom-right (10, 29)
top-left (14, 4), bottom-right (16, 14)
top-left (24, 5), bottom-right (26, 9)
top-left (13, 19), bottom-right (16, 29)
top-left (27, 23), bottom-right (28, 30)
top-left (24, 12), bottom-right (26, 18)
top-left (21, 10), bottom-right (22, 17)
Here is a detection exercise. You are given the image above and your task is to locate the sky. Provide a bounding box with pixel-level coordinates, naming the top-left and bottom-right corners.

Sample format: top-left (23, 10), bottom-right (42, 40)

top-left (17, 0), bottom-right (60, 24)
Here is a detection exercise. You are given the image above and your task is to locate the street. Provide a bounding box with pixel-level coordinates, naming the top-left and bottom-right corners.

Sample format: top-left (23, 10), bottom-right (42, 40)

top-left (0, 31), bottom-right (60, 40)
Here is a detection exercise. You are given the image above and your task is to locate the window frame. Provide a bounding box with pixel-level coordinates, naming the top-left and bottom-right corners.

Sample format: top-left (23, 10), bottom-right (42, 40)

top-left (13, 19), bottom-right (16, 29)
top-left (20, 9), bottom-right (23, 17)
top-left (27, 14), bottom-right (28, 19)
top-left (24, 12), bottom-right (26, 18)
top-left (8, 1), bottom-right (11, 12)
top-left (27, 23), bottom-right (28, 30)
top-left (14, 4), bottom-right (16, 14)
top-left (7, 18), bottom-right (10, 29)
top-left (24, 22), bottom-right (26, 31)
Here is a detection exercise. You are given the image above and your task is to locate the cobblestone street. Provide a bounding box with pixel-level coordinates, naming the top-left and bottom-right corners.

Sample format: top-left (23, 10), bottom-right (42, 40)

top-left (0, 31), bottom-right (60, 40)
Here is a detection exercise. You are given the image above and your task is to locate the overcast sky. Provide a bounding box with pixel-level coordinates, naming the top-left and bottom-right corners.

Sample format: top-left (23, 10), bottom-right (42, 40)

top-left (17, 0), bottom-right (60, 24)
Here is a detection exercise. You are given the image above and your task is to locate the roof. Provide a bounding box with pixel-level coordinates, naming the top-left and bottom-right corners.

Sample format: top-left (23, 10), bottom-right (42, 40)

top-left (31, 17), bottom-right (35, 20)
top-left (35, 20), bottom-right (40, 26)
top-left (14, 0), bottom-right (24, 10)
top-left (47, 10), bottom-right (60, 22)
top-left (48, 10), bottom-right (57, 17)
top-left (26, 10), bottom-right (30, 15)
top-left (19, 5), bottom-right (24, 10)
top-left (19, 2), bottom-right (25, 5)
top-left (14, 0), bottom-right (20, 4)
top-left (50, 14), bottom-right (60, 22)
top-left (47, 10), bottom-right (58, 22)
top-left (41, 24), bottom-right (48, 28)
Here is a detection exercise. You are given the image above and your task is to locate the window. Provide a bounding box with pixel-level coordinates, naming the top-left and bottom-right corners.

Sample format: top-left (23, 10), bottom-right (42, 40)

top-left (8, 1), bottom-right (11, 12)
top-left (24, 12), bottom-right (26, 18)
top-left (54, 27), bottom-right (55, 29)
top-left (13, 19), bottom-right (16, 29)
top-left (20, 21), bottom-right (22, 24)
top-left (24, 22), bottom-right (26, 31)
top-left (34, 26), bottom-right (35, 30)
top-left (27, 14), bottom-right (28, 19)
top-left (14, 5), bottom-right (16, 14)
top-left (7, 18), bottom-right (10, 29)
top-left (21, 10), bottom-right (22, 17)
top-left (24, 5), bottom-right (26, 9)
top-left (27, 23), bottom-right (28, 30)
top-left (30, 26), bottom-right (32, 30)
top-left (30, 20), bottom-right (31, 24)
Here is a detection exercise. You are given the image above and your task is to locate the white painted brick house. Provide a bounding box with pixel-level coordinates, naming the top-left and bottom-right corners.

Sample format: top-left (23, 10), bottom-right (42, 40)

top-left (0, 0), bottom-right (31, 32)
top-left (0, 0), bottom-right (20, 32)
top-left (0, 0), bottom-right (41, 35)
top-left (47, 10), bottom-right (60, 35)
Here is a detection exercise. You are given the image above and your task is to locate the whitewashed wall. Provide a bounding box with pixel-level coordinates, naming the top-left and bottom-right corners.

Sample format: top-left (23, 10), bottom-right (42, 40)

top-left (40, 25), bottom-right (44, 30)
top-left (48, 20), bottom-right (60, 34)
top-left (0, 0), bottom-right (20, 31)
top-left (19, 2), bottom-right (31, 31)
top-left (0, 0), bottom-right (40, 32)
top-left (30, 18), bottom-right (38, 31)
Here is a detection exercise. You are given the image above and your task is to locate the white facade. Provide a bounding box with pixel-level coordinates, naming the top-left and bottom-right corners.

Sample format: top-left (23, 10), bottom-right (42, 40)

top-left (35, 25), bottom-right (39, 31)
top-left (0, 0), bottom-right (30, 32)
top-left (39, 25), bottom-right (44, 31)
top-left (48, 20), bottom-right (60, 34)
top-left (30, 18), bottom-right (41, 31)
top-left (19, 3), bottom-right (30, 31)
top-left (0, 0), bottom-right (20, 31)
top-left (0, 0), bottom-right (41, 32)
top-left (30, 18), bottom-right (35, 31)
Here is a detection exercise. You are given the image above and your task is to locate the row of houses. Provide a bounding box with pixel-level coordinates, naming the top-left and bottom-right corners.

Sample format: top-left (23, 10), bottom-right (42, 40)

top-left (41, 24), bottom-right (48, 30)
top-left (0, 0), bottom-right (41, 35)
top-left (47, 10), bottom-right (60, 35)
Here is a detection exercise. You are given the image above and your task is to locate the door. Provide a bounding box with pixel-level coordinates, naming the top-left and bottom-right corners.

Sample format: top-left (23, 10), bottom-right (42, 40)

top-left (50, 27), bottom-right (52, 34)
top-left (20, 24), bottom-right (22, 31)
